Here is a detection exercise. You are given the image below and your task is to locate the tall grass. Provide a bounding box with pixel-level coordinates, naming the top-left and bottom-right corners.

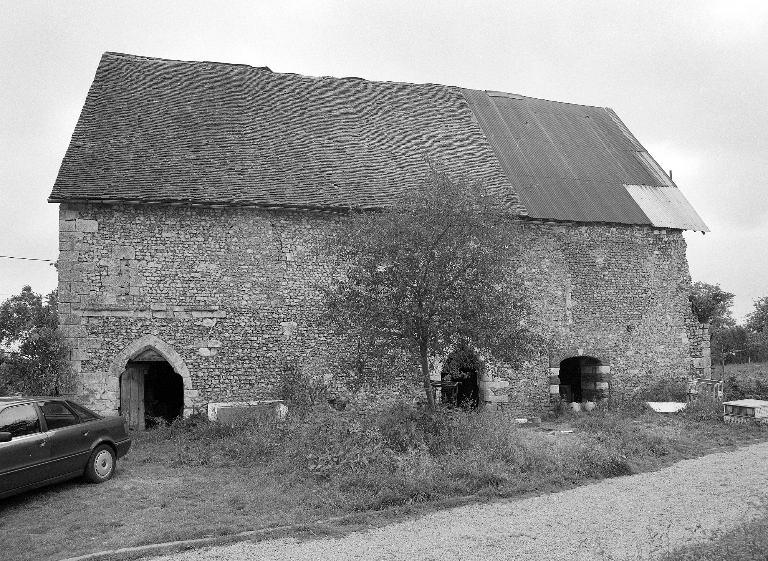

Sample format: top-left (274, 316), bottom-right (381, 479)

top-left (133, 399), bottom-right (706, 510)
top-left (660, 512), bottom-right (768, 561)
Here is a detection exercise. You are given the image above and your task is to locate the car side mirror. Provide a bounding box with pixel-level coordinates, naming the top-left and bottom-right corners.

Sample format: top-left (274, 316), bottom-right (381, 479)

top-left (0, 432), bottom-right (11, 443)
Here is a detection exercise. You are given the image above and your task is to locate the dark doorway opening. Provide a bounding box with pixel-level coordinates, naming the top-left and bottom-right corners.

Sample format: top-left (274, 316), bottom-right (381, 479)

top-left (121, 358), bottom-right (184, 430)
top-left (440, 345), bottom-right (481, 409)
top-left (559, 356), bottom-right (600, 403)
top-left (143, 361), bottom-right (184, 427)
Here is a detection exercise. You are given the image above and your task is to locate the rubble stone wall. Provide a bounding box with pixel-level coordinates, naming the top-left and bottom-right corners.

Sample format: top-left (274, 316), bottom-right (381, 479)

top-left (57, 203), bottom-right (703, 415)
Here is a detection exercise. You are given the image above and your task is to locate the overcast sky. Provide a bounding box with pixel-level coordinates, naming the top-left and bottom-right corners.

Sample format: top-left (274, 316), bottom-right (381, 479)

top-left (1, 0), bottom-right (766, 321)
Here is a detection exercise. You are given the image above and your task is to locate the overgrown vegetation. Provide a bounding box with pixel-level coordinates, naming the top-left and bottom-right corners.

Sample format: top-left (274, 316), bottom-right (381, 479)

top-left (4, 378), bottom-right (768, 561)
top-left (0, 286), bottom-right (71, 396)
top-left (660, 512), bottom-right (768, 561)
top-left (323, 165), bottom-right (536, 408)
top-left (724, 362), bottom-right (768, 400)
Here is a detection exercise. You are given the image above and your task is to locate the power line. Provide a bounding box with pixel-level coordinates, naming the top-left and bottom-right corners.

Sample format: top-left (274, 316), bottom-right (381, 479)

top-left (0, 254), bottom-right (55, 264)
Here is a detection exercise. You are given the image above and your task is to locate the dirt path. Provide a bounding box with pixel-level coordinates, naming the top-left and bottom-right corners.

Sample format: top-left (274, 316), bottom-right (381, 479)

top-left (148, 441), bottom-right (768, 561)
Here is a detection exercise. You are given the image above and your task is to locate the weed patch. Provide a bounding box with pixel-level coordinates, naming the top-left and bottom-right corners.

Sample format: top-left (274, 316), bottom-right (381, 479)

top-left (4, 396), bottom-right (768, 561)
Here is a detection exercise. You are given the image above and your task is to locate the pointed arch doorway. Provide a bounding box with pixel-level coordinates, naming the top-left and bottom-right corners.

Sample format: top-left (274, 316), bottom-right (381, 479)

top-left (111, 335), bottom-right (192, 431)
top-left (121, 350), bottom-right (184, 430)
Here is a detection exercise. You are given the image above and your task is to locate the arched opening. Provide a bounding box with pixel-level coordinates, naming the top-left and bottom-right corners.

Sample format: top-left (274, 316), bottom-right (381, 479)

top-left (440, 345), bottom-right (481, 409)
top-left (117, 343), bottom-right (187, 431)
top-left (558, 356), bottom-right (601, 403)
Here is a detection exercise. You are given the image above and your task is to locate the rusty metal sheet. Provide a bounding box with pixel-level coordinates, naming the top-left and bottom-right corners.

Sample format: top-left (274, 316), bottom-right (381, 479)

top-left (624, 184), bottom-right (710, 231)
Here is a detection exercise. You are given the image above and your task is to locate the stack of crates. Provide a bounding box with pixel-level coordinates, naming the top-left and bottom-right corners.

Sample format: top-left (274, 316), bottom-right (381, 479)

top-left (722, 399), bottom-right (768, 424)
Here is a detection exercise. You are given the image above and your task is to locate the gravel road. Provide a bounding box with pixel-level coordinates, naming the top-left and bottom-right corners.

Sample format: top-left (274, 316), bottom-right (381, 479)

top-left (148, 441), bottom-right (768, 561)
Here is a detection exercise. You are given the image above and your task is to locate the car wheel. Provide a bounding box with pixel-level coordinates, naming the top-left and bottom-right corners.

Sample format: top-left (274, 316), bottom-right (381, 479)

top-left (84, 445), bottom-right (116, 483)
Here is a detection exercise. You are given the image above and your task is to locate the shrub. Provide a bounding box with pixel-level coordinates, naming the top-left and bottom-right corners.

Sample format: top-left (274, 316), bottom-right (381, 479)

top-left (277, 358), bottom-right (329, 411)
top-left (636, 378), bottom-right (688, 402)
top-left (724, 373), bottom-right (768, 400)
top-left (681, 395), bottom-right (723, 422)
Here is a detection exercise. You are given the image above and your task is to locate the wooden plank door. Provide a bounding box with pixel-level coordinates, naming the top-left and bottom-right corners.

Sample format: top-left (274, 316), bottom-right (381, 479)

top-left (120, 365), bottom-right (147, 431)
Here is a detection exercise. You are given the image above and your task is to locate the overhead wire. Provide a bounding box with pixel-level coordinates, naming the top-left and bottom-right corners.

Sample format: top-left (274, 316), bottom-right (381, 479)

top-left (0, 255), bottom-right (55, 264)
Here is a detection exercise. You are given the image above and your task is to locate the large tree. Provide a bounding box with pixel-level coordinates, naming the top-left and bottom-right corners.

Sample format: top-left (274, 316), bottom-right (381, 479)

top-left (0, 286), bottom-right (71, 396)
top-left (745, 296), bottom-right (768, 362)
top-left (690, 282), bottom-right (741, 374)
top-left (746, 296), bottom-right (768, 334)
top-left (689, 282), bottom-right (735, 329)
top-left (323, 168), bottom-right (533, 409)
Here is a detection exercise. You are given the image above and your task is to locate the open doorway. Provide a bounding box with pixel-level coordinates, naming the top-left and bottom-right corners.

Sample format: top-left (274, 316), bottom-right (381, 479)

top-left (440, 345), bottom-right (481, 409)
top-left (558, 356), bottom-right (601, 403)
top-left (120, 353), bottom-right (184, 430)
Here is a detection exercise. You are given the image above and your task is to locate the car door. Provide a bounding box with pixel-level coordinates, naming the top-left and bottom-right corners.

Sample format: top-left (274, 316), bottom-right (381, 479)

top-left (39, 400), bottom-right (93, 477)
top-left (0, 403), bottom-right (50, 495)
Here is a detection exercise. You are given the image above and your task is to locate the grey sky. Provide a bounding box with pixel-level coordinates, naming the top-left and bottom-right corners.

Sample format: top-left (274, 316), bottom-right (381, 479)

top-left (1, 0), bottom-right (766, 320)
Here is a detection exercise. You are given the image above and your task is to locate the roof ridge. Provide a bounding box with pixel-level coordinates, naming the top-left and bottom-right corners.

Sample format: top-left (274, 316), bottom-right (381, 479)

top-left (102, 51), bottom-right (273, 73)
top-left (103, 52), bottom-right (605, 105)
top-left (484, 89), bottom-right (609, 111)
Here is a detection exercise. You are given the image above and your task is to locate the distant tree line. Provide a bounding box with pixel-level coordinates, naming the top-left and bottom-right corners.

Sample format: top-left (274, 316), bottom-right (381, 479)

top-left (689, 282), bottom-right (768, 372)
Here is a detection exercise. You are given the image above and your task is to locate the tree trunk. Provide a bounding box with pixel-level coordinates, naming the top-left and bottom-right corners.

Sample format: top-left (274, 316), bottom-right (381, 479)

top-left (419, 342), bottom-right (435, 410)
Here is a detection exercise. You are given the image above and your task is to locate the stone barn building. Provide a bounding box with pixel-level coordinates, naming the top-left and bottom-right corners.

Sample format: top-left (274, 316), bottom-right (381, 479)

top-left (49, 52), bottom-right (710, 427)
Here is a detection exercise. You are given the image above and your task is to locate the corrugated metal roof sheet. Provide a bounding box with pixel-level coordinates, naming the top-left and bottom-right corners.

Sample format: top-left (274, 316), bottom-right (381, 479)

top-left (463, 88), bottom-right (707, 230)
top-left (624, 185), bottom-right (710, 232)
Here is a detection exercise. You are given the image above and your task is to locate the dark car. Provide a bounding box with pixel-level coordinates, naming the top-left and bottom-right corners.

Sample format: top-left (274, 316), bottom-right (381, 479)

top-left (0, 397), bottom-right (131, 499)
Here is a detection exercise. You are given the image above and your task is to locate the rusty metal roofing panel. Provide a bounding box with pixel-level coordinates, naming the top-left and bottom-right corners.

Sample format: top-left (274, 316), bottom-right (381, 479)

top-left (624, 185), bottom-right (709, 232)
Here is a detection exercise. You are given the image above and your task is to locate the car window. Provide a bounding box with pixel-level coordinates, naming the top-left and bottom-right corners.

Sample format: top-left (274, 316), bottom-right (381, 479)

top-left (67, 401), bottom-right (100, 421)
top-left (0, 404), bottom-right (41, 438)
top-left (40, 401), bottom-right (79, 430)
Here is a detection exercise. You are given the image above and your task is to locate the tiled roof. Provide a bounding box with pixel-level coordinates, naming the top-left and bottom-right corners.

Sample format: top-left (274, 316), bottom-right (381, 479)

top-left (49, 52), bottom-right (708, 230)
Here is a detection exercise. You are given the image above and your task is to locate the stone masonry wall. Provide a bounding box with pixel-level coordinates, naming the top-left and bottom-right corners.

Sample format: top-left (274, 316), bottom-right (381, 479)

top-left (478, 221), bottom-right (702, 414)
top-left (57, 203), bottom-right (702, 415)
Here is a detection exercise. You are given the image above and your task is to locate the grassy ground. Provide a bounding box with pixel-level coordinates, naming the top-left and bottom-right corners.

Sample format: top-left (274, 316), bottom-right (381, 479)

top-left (659, 512), bottom-right (768, 561)
top-left (1, 379), bottom-right (768, 561)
